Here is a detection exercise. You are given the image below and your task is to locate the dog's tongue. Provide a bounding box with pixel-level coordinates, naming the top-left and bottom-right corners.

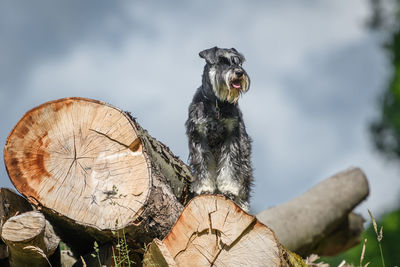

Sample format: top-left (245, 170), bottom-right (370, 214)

top-left (232, 81), bottom-right (241, 89)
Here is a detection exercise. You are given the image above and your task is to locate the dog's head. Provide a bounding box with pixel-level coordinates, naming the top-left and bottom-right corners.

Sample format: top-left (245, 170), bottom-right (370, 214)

top-left (200, 46), bottom-right (250, 104)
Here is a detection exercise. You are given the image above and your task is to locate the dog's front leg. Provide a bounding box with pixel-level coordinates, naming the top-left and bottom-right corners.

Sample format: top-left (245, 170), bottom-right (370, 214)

top-left (216, 136), bottom-right (251, 211)
top-left (188, 138), bottom-right (217, 195)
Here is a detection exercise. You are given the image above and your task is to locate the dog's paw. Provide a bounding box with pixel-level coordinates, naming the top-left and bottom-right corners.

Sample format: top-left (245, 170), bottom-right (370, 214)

top-left (238, 201), bottom-right (250, 212)
top-left (197, 190), bottom-right (214, 195)
top-left (222, 192), bottom-right (237, 201)
top-left (220, 192), bottom-right (250, 212)
top-left (193, 179), bottom-right (216, 195)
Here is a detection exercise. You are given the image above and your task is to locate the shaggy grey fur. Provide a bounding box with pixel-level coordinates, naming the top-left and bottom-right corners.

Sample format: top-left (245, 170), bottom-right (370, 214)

top-left (185, 46), bottom-right (253, 211)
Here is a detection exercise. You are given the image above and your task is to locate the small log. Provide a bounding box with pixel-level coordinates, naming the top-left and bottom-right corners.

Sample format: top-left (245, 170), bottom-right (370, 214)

top-left (144, 239), bottom-right (177, 267)
top-left (143, 195), bottom-right (283, 267)
top-left (3, 97), bottom-right (191, 254)
top-left (256, 167), bottom-right (369, 256)
top-left (0, 188), bottom-right (34, 260)
top-left (1, 211), bottom-right (60, 267)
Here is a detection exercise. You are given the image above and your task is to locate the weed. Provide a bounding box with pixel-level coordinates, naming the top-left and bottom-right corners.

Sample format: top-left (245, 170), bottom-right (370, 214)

top-left (368, 209), bottom-right (385, 267)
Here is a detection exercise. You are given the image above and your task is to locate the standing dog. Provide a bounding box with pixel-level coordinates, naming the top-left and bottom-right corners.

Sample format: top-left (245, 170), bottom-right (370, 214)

top-left (186, 46), bottom-right (253, 211)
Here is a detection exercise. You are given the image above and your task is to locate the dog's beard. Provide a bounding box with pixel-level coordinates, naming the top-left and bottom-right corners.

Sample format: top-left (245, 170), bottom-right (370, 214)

top-left (209, 68), bottom-right (250, 104)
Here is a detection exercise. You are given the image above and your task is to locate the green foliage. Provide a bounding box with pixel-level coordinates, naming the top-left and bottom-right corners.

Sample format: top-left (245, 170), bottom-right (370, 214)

top-left (321, 208), bottom-right (400, 266)
top-left (280, 245), bottom-right (309, 266)
top-left (91, 241), bottom-right (102, 267)
top-left (112, 220), bottom-right (133, 267)
top-left (370, 0), bottom-right (400, 159)
top-left (368, 209), bottom-right (385, 267)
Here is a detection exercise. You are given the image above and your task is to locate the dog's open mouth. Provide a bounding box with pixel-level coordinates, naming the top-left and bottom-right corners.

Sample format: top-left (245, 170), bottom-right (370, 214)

top-left (231, 79), bottom-right (242, 89)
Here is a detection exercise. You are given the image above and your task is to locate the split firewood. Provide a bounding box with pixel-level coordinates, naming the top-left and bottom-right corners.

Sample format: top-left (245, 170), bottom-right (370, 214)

top-left (143, 195), bottom-right (289, 267)
top-left (3, 97), bottom-right (191, 254)
top-left (256, 167), bottom-right (369, 256)
top-left (1, 211), bottom-right (60, 267)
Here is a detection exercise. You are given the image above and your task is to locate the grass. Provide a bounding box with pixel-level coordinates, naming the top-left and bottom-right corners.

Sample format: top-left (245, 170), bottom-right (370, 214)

top-left (89, 219), bottom-right (134, 267)
top-left (321, 208), bottom-right (400, 267)
top-left (111, 227), bottom-right (133, 267)
top-left (368, 209), bottom-right (385, 267)
top-left (91, 241), bottom-right (102, 266)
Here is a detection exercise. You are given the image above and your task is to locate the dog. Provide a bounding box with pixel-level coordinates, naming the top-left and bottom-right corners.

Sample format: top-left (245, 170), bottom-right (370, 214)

top-left (185, 46), bottom-right (253, 211)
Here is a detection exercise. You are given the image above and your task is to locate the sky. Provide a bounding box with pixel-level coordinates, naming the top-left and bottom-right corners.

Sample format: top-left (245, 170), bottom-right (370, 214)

top-left (0, 0), bottom-right (399, 217)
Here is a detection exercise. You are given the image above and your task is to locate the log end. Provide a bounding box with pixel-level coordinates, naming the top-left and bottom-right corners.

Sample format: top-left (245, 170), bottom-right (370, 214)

top-left (144, 195), bottom-right (282, 266)
top-left (4, 97), bottom-right (151, 230)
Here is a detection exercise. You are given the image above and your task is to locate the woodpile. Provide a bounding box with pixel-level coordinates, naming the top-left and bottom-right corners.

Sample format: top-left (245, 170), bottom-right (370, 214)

top-left (0, 97), bottom-right (370, 266)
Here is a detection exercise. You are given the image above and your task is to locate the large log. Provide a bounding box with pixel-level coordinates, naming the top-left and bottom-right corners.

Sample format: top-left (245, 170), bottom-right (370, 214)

top-left (1, 211), bottom-right (60, 267)
top-left (143, 195), bottom-right (284, 267)
top-left (256, 167), bottom-right (369, 256)
top-left (3, 97), bottom-right (191, 254)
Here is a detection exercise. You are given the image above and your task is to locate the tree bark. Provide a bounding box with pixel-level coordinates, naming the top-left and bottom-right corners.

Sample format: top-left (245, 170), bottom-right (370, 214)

top-left (256, 167), bottom-right (369, 256)
top-left (1, 211), bottom-right (60, 267)
top-left (143, 195), bottom-right (283, 267)
top-left (311, 212), bottom-right (365, 256)
top-left (3, 97), bottom-right (191, 254)
top-left (0, 188), bottom-right (33, 225)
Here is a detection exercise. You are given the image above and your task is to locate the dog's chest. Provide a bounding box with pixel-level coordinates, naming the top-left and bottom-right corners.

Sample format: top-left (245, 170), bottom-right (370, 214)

top-left (197, 116), bottom-right (238, 146)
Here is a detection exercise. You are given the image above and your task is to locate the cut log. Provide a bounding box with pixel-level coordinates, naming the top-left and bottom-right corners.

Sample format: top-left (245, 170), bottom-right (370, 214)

top-left (1, 211), bottom-right (60, 267)
top-left (3, 97), bottom-right (191, 254)
top-left (143, 195), bottom-right (283, 267)
top-left (0, 188), bottom-right (34, 260)
top-left (256, 167), bottom-right (369, 256)
top-left (312, 212), bottom-right (365, 256)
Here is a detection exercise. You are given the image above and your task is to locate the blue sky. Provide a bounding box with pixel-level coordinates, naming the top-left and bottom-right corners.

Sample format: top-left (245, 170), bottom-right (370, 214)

top-left (1, 0), bottom-right (398, 216)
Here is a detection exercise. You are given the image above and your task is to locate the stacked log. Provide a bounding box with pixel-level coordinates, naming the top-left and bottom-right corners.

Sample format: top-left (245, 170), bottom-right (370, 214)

top-left (3, 97), bottom-right (191, 255)
top-left (2, 211), bottom-right (60, 266)
top-left (0, 97), bottom-right (370, 266)
top-left (143, 195), bottom-right (282, 266)
top-left (257, 167), bottom-right (368, 256)
top-left (0, 188), bottom-right (34, 266)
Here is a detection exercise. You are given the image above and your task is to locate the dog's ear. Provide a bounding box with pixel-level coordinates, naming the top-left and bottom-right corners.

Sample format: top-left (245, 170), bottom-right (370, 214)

top-left (230, 47), bottom-right (246, 63)
top-left (199, 47), bottom-right (218, 65)
top-left (238, 53), bottom-right (246, 63)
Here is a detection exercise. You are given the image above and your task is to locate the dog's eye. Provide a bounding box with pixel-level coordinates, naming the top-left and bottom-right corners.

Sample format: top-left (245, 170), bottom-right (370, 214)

top-left (218, 57), bottom-right (230, 65)
top-left (232, 56), bottom-right (241, 66)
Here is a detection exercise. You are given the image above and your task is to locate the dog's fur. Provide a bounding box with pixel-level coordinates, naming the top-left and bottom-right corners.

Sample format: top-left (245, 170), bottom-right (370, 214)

top-left (185, 46), bottom-right (253, 211)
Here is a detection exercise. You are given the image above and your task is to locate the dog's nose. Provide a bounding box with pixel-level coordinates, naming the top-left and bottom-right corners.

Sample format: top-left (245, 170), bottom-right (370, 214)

top-left (235, 70), bottom-right (244, 77)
